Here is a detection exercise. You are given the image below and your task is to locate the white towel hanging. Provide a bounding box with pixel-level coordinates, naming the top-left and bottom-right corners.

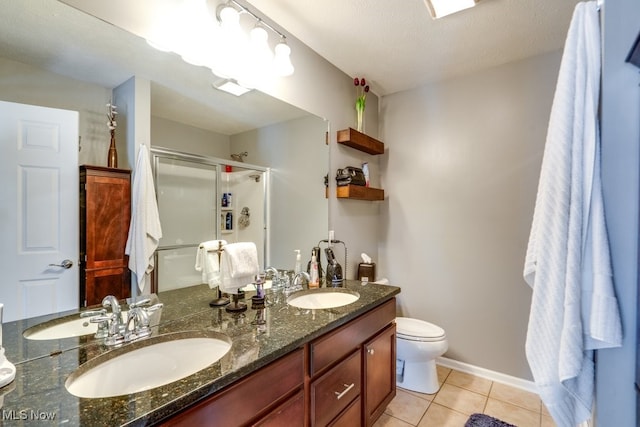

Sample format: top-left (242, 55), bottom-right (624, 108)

top-left (125, 144), bottom-right (163, 293)
top-left (523, 2), bottom-right (621, 426)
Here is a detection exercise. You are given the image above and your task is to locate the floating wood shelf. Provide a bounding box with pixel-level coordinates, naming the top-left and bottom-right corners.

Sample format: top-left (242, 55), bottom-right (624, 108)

top-left (336, 128), bottom-right (384, 155)
top-left (336, 185), bottom-right (384, 201)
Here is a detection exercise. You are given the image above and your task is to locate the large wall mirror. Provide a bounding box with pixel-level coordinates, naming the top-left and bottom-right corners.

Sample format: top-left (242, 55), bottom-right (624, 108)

top-left (0, 1), bottom-right (328, 302)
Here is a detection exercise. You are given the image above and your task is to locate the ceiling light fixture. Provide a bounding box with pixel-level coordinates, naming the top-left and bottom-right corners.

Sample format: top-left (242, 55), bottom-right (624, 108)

top-left (146, 0), bottom-right (294, 91)
top-left (213, 0), bottom-right (294, 83)
top-left (424, 0), bottom-right (480, 19)
top-left (213, 79), bottom-right (252, 96)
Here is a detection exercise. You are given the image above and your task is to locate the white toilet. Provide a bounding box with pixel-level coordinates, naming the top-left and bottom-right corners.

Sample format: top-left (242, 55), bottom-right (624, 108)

top-left (395, 317), bottom-right (448, 394)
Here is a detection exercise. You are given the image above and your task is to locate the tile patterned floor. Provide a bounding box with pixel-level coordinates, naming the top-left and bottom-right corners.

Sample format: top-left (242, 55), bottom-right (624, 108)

top-left (373, 365), bottom-right (557, 427)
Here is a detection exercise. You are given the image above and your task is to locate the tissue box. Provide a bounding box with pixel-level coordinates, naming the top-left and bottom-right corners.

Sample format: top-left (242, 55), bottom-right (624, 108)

top-left (357, 263), bottom-right (376, 282)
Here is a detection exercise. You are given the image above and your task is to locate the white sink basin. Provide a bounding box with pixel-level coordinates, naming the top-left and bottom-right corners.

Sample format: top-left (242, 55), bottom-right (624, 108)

top-left (65, 331), bottom-right (231, 398)
top-left (287, 288), bottom-right (360, 310)
top-left (23, 311), bottom-right (128, 341)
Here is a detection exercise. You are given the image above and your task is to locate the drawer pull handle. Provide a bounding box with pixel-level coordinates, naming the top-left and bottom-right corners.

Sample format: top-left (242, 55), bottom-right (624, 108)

top-left (367, 348), bottom-right (375, 355)
top-left (334, 383), bottom-right (355, 400)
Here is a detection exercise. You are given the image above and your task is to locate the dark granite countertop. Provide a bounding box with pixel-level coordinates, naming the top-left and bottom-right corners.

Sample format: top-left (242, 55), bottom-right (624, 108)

top-left (0, 280), bottom-right (399, 426)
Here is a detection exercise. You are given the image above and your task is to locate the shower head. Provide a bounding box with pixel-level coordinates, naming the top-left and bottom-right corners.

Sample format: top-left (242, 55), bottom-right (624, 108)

top-left (230, 151), bottom-right (248, 162)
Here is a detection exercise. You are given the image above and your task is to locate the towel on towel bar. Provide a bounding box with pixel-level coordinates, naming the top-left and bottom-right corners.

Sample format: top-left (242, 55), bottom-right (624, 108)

top-left (220, 242), bottom-right (259, 293)
top-left (125, 144), bottom-right (163, 293)
top-left (523, 3), bottom-right (622, 426)
top-left (195, 240), bottom-right (227, 289)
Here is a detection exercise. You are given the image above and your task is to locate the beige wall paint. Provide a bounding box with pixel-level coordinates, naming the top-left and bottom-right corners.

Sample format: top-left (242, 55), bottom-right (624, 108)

top-left (379, 51), bottom-right (562, 379)
top-left (151, 116), bottom-right (231, 158)
top-left (0, 57), bottom-right (112, 166)
top-left (231, 115), bottom-right (329, 269)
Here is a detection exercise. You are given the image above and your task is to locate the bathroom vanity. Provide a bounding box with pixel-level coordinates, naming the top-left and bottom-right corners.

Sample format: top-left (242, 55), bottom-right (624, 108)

top-left (0, 280), bottom-right (399, 426)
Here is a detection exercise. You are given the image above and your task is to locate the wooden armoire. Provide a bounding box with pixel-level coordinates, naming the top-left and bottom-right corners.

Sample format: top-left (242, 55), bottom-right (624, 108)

top-left (79, 165), bottom-right (131, 307)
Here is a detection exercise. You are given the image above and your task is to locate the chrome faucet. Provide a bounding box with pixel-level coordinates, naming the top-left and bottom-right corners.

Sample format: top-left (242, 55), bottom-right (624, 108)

top-left (124, 303), bottom-right (163, 342)
top-left (89, 312), bottom-right (124, 345)
top-left (265, 267), bottom-right (280, 286)
top-left (292, 271), bottom-right (311, 291)
top-left (102, 295), bottom-right (124, 334)
top-left (80, 309), bottom-right (108, 338)
top-left (86, 295), bottom-right (163, 346)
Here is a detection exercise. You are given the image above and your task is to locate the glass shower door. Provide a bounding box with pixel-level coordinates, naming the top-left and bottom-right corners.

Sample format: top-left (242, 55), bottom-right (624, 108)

top-left (154, 157), bottom-right (218, 291)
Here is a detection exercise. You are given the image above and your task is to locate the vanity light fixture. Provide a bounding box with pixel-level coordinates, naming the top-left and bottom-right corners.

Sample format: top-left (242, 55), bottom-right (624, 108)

top-left (424, 0), bottom-right (480, 19)
top-left (146, 0), bottom-right (294, 88)
top-left (213, 79), bottom-right (252, 96)
top-left (214, 0), bottom-right (294, 83)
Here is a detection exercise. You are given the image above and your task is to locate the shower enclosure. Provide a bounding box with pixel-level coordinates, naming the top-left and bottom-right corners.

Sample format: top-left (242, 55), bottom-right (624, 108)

top-left (150, 147), bottom-right (267, 292)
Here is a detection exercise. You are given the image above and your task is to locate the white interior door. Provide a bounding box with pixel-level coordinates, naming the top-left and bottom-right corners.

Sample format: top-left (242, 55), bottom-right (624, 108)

top-left (0, 100), bottom-right (79, 322)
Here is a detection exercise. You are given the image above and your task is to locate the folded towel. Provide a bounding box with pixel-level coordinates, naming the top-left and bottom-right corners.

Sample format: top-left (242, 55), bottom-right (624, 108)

top-left (195, 240), bottom-right (226, 289)
top-left (220, 242), bottom-right (259, 293)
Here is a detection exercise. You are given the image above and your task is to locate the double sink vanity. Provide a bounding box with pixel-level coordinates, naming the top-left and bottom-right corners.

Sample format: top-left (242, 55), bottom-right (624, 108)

top-left (2, 280), bottom-right (399, 426)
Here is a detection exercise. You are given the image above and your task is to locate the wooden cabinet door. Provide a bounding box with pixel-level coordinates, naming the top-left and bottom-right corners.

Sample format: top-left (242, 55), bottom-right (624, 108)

top-left (84, 268), bottom-right (130, 307)
top-left (363, 324), bottom-right (396, 426)
top-left (83, 170), bottom-right (130, 269)
top-left (80, 166), bottom-right (131, 306)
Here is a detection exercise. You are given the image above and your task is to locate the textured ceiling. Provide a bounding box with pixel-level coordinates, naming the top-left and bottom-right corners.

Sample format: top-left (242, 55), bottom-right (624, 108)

top-left (246, 0), bottom-right (581, 95)
top-left (0, 0), bottom-right (308, 135)
top-left (1, 0), bottom-right (581, 133)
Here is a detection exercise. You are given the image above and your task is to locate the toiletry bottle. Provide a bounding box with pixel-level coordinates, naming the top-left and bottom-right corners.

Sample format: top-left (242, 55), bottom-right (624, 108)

top-left (294, 249), bottom-right (301, 274)
top-left (309, 255), bottom-right (319, 288)
top-left (324, 247), bottom-right (343, 287)
top-left (307, 247), bottom-right (323, 281)
top-left (225, 211), bottom-right (233, 230)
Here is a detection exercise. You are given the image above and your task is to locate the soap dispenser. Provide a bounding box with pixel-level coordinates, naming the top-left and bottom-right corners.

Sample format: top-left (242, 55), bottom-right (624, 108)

top-left (294, 249), bottom-right (301, 274)
top-left (0, 304), bottom-right (16, 389)
top-left (307, 247), bottom-right (323, 282)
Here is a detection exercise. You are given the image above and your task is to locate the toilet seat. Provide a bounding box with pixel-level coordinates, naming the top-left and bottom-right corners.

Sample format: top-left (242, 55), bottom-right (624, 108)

top-left (396, 317), bottom-right (446, 342)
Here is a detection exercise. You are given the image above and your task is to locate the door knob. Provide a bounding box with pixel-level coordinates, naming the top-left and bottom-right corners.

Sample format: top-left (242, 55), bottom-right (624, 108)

top-left (49, 259), bottom-right (73, 269)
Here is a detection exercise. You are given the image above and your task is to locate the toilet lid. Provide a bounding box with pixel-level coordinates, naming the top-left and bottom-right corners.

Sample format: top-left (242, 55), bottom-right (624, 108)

top-left (396, 317), bottom-right (445, 341)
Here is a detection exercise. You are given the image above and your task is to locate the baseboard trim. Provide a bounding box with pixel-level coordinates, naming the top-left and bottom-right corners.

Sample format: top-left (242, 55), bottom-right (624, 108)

top-left (436, 356), bottom-right (538, 394)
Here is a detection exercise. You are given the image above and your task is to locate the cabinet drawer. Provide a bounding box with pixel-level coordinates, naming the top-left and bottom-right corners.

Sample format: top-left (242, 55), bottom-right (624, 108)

top-left (310, 298), bottom-right (395, 375)
top-left (163, 348), bottom-right (304, 426)
top-left (311, 349), bottom-right (361, 426)
top-left (329, 396), bottom-right (361, 427)
top-left (253, 390), bottom-right (304, 427)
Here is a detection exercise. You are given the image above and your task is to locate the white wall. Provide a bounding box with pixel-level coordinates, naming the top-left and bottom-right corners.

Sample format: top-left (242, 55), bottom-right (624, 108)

top-left (379, 51), bottom-right (562, 379)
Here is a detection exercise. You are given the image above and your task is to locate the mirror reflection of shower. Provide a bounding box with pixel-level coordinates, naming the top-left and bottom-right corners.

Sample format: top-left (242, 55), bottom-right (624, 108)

top-left (151, 148), bottom-right (267, 292)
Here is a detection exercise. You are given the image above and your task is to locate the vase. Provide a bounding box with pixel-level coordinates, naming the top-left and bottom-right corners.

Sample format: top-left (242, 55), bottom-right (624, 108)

top-left (356, 103), bottom-right (365, 133)
top-left (107, 130), bottom-right (118, 168)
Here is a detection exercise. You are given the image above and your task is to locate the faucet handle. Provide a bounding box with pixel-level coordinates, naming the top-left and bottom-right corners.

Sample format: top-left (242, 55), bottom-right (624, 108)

top-left (128, 298), bottom-right (152, 308)
top-left (124, 308), bottom-right (152, 342)
top-left (80, 309), bottom-right (107, 318)
top-left (145, 303), bottom-right (163, 313)
top-left (89, 314), bottom-right (114, 324)
top-left (89, 313), bottom-right (122, 342)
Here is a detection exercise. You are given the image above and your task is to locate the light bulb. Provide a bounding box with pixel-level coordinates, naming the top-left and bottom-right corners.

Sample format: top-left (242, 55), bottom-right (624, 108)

top-left (273, 40), bottom-right (294, 76)
top-left (219, 4), bottom-right (240, 29)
